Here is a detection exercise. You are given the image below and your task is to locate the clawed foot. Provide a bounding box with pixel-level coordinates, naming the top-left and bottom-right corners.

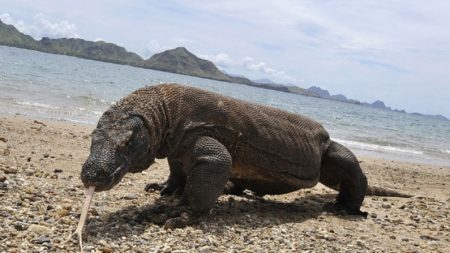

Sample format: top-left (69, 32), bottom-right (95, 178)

top-left (322, 202), bottom-right (368, 218)
top-left (137, 204), bottom-right (196, 229)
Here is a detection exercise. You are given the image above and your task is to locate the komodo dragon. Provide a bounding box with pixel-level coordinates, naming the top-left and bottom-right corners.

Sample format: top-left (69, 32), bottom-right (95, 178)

top-left (81, 83), bottom-right (410, 227)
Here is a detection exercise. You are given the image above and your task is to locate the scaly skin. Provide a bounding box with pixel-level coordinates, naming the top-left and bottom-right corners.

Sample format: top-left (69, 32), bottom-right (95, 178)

top-left (81, 83), bottom-right (410, 227)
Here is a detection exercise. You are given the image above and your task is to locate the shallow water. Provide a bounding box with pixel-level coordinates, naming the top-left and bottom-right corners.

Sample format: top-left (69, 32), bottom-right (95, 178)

top-left (1, 45), bottom-right (449, 166)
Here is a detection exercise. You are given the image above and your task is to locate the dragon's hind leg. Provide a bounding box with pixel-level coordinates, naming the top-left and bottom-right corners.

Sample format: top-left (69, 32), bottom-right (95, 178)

top-left (319, 141), bottom-right (368, 217)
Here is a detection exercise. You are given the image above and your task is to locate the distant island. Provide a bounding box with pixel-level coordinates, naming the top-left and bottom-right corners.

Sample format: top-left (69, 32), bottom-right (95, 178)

top-left (0, 19), bottom-right (447, 121)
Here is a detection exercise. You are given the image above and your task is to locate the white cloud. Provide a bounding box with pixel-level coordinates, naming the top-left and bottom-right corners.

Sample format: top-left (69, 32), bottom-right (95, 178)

top-left (0, 13), bottom-right (14, 23)
top-left (0, 13), bottom-right (79, 39)
top-left (202, 53), bottom-right (296, 82)
top-left (200, 52), bottom-right (235, 68)
top-left (141, 40), bottom-right (172, 58)
top-left (0, 13), bottom-right (28, 32)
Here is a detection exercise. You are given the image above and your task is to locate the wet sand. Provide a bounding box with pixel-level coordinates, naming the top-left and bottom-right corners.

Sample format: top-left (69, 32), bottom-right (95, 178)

top-left (1, 115), bottom-right (449, 252)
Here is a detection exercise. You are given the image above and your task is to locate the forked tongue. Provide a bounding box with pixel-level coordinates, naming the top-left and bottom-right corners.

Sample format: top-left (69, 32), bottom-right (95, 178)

top-left (65, 186), bottom-right (95, 252)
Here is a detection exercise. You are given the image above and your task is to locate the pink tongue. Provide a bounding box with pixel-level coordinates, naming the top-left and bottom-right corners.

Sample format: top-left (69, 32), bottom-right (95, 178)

top-left (76, 186), bottom-right (96, 233)
top-left (66, 186), bottom-right (95, 252)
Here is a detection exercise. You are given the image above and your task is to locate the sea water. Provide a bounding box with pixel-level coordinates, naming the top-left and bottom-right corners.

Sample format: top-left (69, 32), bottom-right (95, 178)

top-left (1, 45), bottom-right (449, 166)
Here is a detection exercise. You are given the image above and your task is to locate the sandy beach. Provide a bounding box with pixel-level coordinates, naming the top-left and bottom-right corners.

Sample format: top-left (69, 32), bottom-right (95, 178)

top-left (0, 114), bottom-right (449, 252)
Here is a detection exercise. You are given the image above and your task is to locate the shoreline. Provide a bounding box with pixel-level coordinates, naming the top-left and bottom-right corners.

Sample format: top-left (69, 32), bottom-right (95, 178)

top-left (5, 111), bottom-right (450, 166)
top-left (1, 114), bottom-right (449, 252)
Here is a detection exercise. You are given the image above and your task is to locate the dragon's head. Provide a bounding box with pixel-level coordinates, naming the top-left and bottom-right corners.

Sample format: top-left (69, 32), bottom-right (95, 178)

top-left (81, 113), bottom-right (154, 191)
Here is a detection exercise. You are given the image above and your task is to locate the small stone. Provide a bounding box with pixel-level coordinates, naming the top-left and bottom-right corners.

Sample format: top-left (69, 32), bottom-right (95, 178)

top-left (198, 246), bottom-right (211, 253)
top-left (370, 213), bottom-right (377, 218)
top-left (356, 240), bottom-right (364, 247)
top-left (420, 235), bottom-right (439, 241)
top-left (24, 169), bottom-right (35, 176)
top-left (28, 224), bottom-right (51, 235)
top-left (56, 208), bottom-right (69, 217)
top-left (43, 153), bottom-right (50, 158)
top-left (98, 240), bottom-right (108, 247)
top-left (0, 182), bottom-right (7, 190)
top-left (382, 204), bottom-right (391, 209)
top-left (0, 175), bottom-right (6, 182)
top-left (0, 141), bottom-right (9, 155)
top-left (122, 193), bottom-right (138, 200)
top-left (24, 186), bottom-right (36, 194)
top-left (390, 235), bottom-right (396, 240)
top-left (32, 235), bottom-right (51, 244)
top-left (14, 222), bottom-right (28, 231)
top-left (99, 247), bottom-right (113, 253)
top-left (62, 203), bottom-right (72, 210)
top-left (401, 238), bottom-right (409, 242)
top-left (60, 217), bottom-right (71, 224)
top-left (2, 167), bottom-right (17, 174)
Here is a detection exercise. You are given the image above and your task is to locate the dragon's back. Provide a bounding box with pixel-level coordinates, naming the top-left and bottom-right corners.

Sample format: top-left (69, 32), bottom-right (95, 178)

top-left (159, 84), bottom-right (329, 171)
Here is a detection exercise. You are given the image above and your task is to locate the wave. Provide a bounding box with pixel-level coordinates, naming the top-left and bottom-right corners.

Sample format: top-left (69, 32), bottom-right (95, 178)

top-left (440, 149), bottom-right (450, 154)
top-left (59, 117), bottom-right (94, 125)
top-left (332, 138), bottom-right (424, 155)
top-left (14, 99), bottom-right (60, 110)
top-left (70, 95), bottom-right (113, 106)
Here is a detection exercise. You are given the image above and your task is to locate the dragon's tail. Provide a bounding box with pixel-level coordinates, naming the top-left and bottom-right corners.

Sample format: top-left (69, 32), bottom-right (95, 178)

top-left (366, 186), bottom-right (413, 198)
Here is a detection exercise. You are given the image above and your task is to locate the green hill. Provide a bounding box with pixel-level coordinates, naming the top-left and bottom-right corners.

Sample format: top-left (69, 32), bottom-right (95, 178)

top-left (143, 47), bottom-right (231, 81)
top-left (0, 19), bottom-right (143, 66)
top-left (0, 20), bottom-right (40, 50)
top-left (37, 37), bottom-right (143, 65)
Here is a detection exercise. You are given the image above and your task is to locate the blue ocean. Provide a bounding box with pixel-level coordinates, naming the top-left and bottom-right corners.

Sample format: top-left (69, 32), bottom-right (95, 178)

top-left (1, 45), bottom-right (449, 166)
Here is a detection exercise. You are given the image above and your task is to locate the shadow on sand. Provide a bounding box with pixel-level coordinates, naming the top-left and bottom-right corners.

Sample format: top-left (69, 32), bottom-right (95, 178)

top-left (84, 192), bottom-right (366, 240)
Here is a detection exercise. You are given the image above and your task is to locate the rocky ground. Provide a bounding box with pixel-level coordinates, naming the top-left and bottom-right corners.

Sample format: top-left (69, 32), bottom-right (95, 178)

top-left (0, 115), bottom-right (449, 252)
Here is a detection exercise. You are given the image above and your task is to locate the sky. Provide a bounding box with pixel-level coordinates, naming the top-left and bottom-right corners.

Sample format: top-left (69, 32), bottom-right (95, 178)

top-left (1, 0), bottom-right (449, 117)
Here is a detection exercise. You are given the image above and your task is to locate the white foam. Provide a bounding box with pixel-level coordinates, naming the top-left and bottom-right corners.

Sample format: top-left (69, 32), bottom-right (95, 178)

top-left (440, 149), bottom-right (450, 154)
top-left (14, 99), bottom-right (60, 110)
top-left (332, 138), bottom-right (424, 155)
top-left (61, 118), bottom-right (92, 124)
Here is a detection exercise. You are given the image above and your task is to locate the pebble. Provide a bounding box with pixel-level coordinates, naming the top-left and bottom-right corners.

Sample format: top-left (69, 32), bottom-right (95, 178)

top-left (23, 186), bottom-right (36, 194)
top-left (56, 208), bottom-right (69, 217)
top-left (198, 246), bottom-right (211, 253)
top-left (2, 167), bottom-right (17, 174)
top-left (43, 153), bottom-right (50, 158)
top-left (0, 141), bottom-right (9, 155)
top-left (60, 217), bottom-right (71, 224)
top-left (28, 224), bottom-right (51, 235)
top-left (14, 222), bottom-right (28, 231)
top-left (420, 235), bottom-right (439, 241)
top-left (99, 247), bottom-right (114, 253)
top-left (382, 203), bottom-right (391, 209)
top-left (32, 235), bottom-right (51, 244)
top-left (0, 182), bottom-right (7, 189)
top-left (98, 240), bottom-right (109, 247)
top-left (53, 168), bottom-right (63, 173)
top-left (0, 175), bottom-right (6, 182)
top-left (356, 240), bottom-right (365, 247)
top-left (24, 169), bottom-right (35, 176)
top-left (122, 193), bottom-right (139, 200)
